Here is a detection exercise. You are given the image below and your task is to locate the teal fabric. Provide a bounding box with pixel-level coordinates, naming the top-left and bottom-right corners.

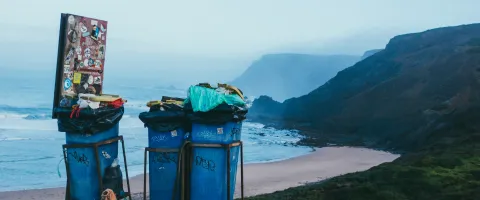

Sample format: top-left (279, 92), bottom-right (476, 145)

top-left (185, 86), bottom-right (245, 112)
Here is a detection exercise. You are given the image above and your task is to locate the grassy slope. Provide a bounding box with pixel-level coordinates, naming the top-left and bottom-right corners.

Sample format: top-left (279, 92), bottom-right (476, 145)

top-left (247, 145), bottom-right (480, 200)
top-left (244, 108), bottom-right (480, 200)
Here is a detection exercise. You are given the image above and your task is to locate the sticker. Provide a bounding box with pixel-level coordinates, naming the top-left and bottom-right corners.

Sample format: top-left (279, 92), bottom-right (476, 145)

top-left (68, 29), bottom-right (73, 35)
top-left (217, 128), bottom-right (223, 134)
top-left (71, 31), bottom-right (78, 43)
top-left (68, 15), bottom-right (75, 24)
top-left (73, 59), bottom-right (79, 69)
top-left (97, 31), bottom-right (103, 40)
top-left (78, 54), bottom-right (82, 60)
top-left (101, 151), bottom-right (111, 159)
top-left (87, 75), bottom-right (94, 85)
top-left (75, 46), bottom-right (82, 55)
top-left (64, 48), bottom-right (74, 65)
top-left (98, 45), bottom-right (105, 59)
top-left (82, 31), bottom-right (90, 37)
top-left (91, 20), bottom-right (98, 26)
top-left (73, 73), bottom-right (82, 84)
top-left (94, 60), bottom-right (102, 68)
top-left (88, 58), bottom-right (94, 67)
top-left (100, 24), bottom-right (106, 32)
top-left (80, 24), bottom-right (87, 33)
top-left (85, 37), bottom-right (93, 46)
top-left (63, 65), bottom-right (71, 73)
top-left (79, 62), bottom-right (84, 68)
top-left (60, 97), bottom-right (71, 107)
top-left (171, 130), bottom-right (177, 137)
top-left (90, 24), bottom-right (100, 40)
top-left (64, 79), bottom-right (72, 90)
top-left (84, 48), bottom-right (91, 58)
top-left (67, 72), bottom-right (74, 80)
top-left (65, 86), bottom-right (74, 94)
top-left (102, 36), bottom-right (105, 41)
top-left (94, 76), bottom-right (102, 84)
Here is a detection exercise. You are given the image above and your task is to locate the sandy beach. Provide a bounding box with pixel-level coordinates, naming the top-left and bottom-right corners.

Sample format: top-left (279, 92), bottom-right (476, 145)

top-left (0, 147), bottom-right (399, 200)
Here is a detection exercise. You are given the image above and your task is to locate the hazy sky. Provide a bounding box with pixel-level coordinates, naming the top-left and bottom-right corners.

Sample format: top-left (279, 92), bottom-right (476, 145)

top-left (1, 0), bottom-right (480, 56)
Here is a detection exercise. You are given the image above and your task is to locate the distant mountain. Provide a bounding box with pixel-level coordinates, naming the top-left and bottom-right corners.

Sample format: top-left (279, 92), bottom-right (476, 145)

top-left (250, 23), bottom-right (480, 151)
top-left (230, 54), bottom-right (360, 101)
top-left (360, 49), bottom-right (383, 60)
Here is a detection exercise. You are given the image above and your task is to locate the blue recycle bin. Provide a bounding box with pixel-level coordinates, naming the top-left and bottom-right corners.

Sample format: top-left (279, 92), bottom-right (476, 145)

top-left (189, 116), bottom-right (244, 200)
top-left (56, 106), bottom-right (125, 200)
top-left (139, 105), bottom-right (187, 200)
top-left (147, 126), bottom-right (186, 200)
top-left (65, 124), bottom-right (120, 200)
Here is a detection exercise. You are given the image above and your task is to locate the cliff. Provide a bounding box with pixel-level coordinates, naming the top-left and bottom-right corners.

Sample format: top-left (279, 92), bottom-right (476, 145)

top-left (230, 54), bottom-right (360, 101)
top-left (360, 49), bottom-right (383, 60)
top-left (246, 23), bottom-right (480, 200)
top-left (250, 23), bottom-right (480, 151)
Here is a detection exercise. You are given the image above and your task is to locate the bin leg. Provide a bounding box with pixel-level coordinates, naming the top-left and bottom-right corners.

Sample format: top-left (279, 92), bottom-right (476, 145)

top-left (240, 142), bottom-right (244, 200)
top-left (144, 148), bottom-right (148, 200)
top-left (62, 147), bottom-right (70, 200)
top-left (120, 137), bottom-right (133, 200)
top-left (187, 141), bottom-right (243, 200)
top-left (227, 145), bottom-right (231, 200)
top-left (94, 146), bottom-right (103, 198)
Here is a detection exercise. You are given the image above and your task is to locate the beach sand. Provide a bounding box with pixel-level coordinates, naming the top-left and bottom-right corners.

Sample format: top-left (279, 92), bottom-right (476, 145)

top-left (0, 147), bottom-right (399, 200)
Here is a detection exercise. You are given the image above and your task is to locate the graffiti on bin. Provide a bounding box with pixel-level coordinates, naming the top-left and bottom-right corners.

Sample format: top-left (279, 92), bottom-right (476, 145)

top-left (195, 156), bottom-right (216, 172)
top-left (152, 152), bottom-right (177, 165)
top-left (151, 135), bottom-right (169, 143)
top-left (68, 151), bottom-right (89, 166)
top-left (196, 130), bottom-right (217, 140)
top-left (230, 128), bottom-right (241, 136)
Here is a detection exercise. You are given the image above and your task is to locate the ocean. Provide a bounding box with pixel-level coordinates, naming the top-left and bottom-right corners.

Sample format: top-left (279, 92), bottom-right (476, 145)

top-left (0, 73), bottom-right (313, 192)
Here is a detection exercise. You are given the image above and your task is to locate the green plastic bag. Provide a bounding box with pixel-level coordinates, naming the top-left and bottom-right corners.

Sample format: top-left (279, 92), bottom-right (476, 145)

top-left (185, 86), bottom-right (246, 112)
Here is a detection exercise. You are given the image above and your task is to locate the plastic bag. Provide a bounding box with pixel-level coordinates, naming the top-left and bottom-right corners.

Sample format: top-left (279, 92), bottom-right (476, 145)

top-left (56, 106), bottom-right (124, 134)
top-left (139, 103), bottom-right (189, 132)
top-left (185, 86), bottom-right (246, 112)
top-left (103, 158), bottom-right (124, 198)
top-left (184, 102), bottom-right (248, 124)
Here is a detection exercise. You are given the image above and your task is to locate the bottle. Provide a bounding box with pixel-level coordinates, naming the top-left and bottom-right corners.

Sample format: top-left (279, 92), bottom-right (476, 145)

top-left (102, 158), bottom-right (124, 198)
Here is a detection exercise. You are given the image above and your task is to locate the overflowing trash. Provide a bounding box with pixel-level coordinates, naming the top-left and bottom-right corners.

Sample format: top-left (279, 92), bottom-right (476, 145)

top-left (57, 93), bottom-right (127, 200)
top-left (185, 83), bottom-right (246, 112)
top-left (137, 82), bottom-right (248, 200)
top-left (56, 94), bottom-right (126, 134)
top-left (185, 83), bottom-right (248, 124)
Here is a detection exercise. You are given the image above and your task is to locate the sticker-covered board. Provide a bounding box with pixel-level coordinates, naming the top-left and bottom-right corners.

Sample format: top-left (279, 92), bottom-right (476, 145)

top-left (52, 13), bottom-right (108, 118)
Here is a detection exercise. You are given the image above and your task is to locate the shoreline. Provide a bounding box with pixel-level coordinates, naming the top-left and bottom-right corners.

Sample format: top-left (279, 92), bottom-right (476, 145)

top-left (248, 118), bottom-right (407, 155)
top-left (0, 146), bottom-right (399, 200)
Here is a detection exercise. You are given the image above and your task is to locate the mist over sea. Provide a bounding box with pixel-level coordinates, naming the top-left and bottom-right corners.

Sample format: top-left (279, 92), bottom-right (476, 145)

top-left (0, 74), bottom-right (312, 192)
